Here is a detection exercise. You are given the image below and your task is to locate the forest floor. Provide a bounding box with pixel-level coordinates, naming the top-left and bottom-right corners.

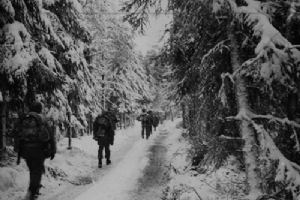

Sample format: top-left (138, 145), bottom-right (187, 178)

top-left (0, 119), bottom-right (245, 200)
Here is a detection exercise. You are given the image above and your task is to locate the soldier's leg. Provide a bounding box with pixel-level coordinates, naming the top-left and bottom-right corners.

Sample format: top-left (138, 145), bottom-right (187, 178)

top-left (105, 144), bottom-right (111, 165)
top-left (141, 126), bottom-right (145, 138)
top-left (26, 158), bottom-right (44, 197)
top-left (25, 159), bottom-right (34, 193)
top-left (98, 144), bottom-right (104, 168)
top-left (146, 127), bottom-right (150, 139)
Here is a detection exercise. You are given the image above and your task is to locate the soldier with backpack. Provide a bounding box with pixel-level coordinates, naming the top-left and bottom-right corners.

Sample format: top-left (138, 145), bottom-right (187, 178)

top-left (152, 113), bottom-right (159, 131)
top-left (137, 108), bottom-right (148, 139)
top-left (93, 110), bottom-right (117, 168)
top-left (14, 102), bottom-right (56, 200)
top-left (146, 110), bottom-right (154, 136)
top-left (137, 109), bottom-right (153, 139)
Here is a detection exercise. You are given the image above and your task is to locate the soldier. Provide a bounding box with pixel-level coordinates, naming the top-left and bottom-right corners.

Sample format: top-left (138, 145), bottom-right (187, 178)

top-left (152, 112), bottom-right (159, 131)
top-left (147, 110), bottom-right (154, 135)
top-left (14, 102), bottom-right (56, 200)
top-left (93, 109), bottom-right (117, 168)
top-left (137, 108), bottom-right (148, 139)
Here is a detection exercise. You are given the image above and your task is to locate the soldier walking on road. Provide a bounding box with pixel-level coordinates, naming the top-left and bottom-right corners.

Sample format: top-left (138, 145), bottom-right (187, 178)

top-left (137, 108), bottom-right (148, 139)
top-left (93, 109), bottom-right (118, 168)
top-left (152, 113), bottom-right (159, 131)
top-left (14, 102), bottom-right (56, 200)
top-left (137, 109), bottom-right (153, 140)
top-left (147, 110), bottom-right (154, 135)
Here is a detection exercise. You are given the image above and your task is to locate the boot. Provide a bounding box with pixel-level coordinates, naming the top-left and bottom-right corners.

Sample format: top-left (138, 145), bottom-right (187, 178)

top-left (98, 160), bottom-right (102, 168)
top-left (106, 159), bottom-right (111, 165)
top-left (29, 191), bottom-right (39, 200)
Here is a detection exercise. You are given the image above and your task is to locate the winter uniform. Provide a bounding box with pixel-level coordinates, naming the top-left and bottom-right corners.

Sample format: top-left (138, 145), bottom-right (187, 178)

top-left (146, 111), bottom-right (154, 136)
top-left (93, 111), bottom-right (117, 168)
top-left (152, 114), bottom-right (159, 131)
top-left (14, 103), bottom-right (56, 200)
top-left (137, 111), bottom-right (153, 139)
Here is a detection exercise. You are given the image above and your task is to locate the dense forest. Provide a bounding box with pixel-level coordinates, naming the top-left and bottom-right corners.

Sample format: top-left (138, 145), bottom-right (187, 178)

top-left (0, 0), bottom-right (158, 146)
top-left (123, 0), bottom-right (300, 199)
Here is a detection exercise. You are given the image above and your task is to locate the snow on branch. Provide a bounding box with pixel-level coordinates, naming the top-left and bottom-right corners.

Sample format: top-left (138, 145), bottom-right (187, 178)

top-left (226, 107), bottom-right (300, 197)
top-left (199, 39), bottom-right (230, 68)
top-left (227, 109), bottom-right (300, 129)
top-left (229, 0), bottom-right (300, 83)
top-left (0, 0), bottom-right (15, 18)
top-left (251, 121), bottom-right (300, 198)
top-left (219, 135), bottom-right (243, 140)
top-left (251, 114), bottom-right (300, 129)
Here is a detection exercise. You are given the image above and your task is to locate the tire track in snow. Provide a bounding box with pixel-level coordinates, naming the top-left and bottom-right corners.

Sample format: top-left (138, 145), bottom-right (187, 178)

top-left (128, 129), bottom-right (170, 200)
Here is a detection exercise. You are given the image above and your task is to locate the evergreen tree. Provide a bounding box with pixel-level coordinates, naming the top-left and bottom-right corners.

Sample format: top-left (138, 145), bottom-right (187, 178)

top-left (123, 0), bottom-right (300, 198)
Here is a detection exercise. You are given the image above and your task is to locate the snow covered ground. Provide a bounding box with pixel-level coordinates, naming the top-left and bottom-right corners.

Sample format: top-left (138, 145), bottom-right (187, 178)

top-left (73, 118), bottom-right (185, 200)
top-left (162, 122), bottom-right (247, 200)
top-left (0, 121), bottom-right (144, 200)
top-left (1, 118), bottom-right (245, 200)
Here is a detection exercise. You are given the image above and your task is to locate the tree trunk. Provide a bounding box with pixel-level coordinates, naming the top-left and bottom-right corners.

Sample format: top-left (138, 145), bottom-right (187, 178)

top-left (0, 92), bottom-right (7, 159)
top-left (181, 101), bottom-right (187, 128)
top-left (229, 27), bottom-right (263, 198)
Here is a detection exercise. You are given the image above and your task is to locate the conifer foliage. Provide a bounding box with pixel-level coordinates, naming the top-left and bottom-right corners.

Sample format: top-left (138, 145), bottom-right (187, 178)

top-left (0, 0), bottom-right (152, 144)
top-left (124, 0), bottom-right (300, 199)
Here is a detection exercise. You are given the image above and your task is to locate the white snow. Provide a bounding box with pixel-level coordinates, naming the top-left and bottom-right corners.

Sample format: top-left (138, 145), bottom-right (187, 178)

top-left (73, 118), bottom-right (186, 200)
top-left (74, 140), bottom-right (150, 200)
top-left (74, 123), bottom-right (167, 200)
top-left (0, 121), bottom-right (145, 200)
top-left (0, 0), bottom-right (15, 17)
top-left (163, 119), bottom-right (247, 200)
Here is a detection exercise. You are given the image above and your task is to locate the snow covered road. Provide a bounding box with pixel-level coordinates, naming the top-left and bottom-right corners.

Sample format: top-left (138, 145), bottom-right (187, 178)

top-left (40, 119), bottom-right (179, 200)
top-left (0, 119), bottom-right (184, 200)
top-left (74, 125), bottom-right (171, 200)
top-left (43, 123), bottom-right (144, 200)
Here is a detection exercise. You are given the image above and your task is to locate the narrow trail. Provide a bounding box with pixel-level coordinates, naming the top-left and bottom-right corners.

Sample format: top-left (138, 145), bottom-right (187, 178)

top-left (41, 122), bottom-right (173, 200)
top-left (42, 126), bottom-right (141, 200)
top-left (128, 129), bottom-right (170, 200)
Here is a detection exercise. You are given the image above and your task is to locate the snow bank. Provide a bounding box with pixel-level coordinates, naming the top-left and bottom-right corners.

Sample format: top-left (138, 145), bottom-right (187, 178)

top-left (0, 162), bottom-right (29, 200)
top-left (163, 119), bottom-right (246, 200)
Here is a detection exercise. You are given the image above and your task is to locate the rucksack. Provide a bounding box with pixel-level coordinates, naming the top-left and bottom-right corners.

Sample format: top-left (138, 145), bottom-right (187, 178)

top-left (18, 112), bottom-right (50, 143)
top-left (94, 115), bottom-right (110, 139)
top-left (138, 113), bottom-right (148, 123)
top-left (153, 116), bottom-right (159, 127)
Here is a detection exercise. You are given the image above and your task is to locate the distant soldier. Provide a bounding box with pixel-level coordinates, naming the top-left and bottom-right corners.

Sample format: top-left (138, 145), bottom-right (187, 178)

top-left (152, 113), bottom-right (159, 131)
top-left (93, 110), bottom-right (118, 168)
top-left (137, 108), bottom-right (148, 139)
top-left (147, 110), bottom-right (154, 135)
top-left (14, 102), bottom-right (56, 200)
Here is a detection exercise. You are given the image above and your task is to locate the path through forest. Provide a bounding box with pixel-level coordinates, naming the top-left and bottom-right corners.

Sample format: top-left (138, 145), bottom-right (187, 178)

top-left (42, 121), bottom-right (174, 200)
top-left (127, 128), bottom-right (170, 200)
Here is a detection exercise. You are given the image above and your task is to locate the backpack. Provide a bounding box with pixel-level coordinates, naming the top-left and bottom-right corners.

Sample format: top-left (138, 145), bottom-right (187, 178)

top-left (94, 115), bottom-right (110, 139)
top-left (153, 116), bottom-right (159, 127)
top-left (18, 112), bottom-right (50, 143)
top-left (138, 113), bottom-right (148, 123)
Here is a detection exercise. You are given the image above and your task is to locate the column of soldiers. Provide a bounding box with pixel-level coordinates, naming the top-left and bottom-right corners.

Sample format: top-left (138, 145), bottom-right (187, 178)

top-left (137, 108), bottom-right (160, 140)
top-left (12, 102), bottom-right (160, 200)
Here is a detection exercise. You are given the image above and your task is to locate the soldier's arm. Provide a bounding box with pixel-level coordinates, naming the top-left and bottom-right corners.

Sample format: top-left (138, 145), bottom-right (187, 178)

top-left (50, 125), bottom-right (57, 155)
